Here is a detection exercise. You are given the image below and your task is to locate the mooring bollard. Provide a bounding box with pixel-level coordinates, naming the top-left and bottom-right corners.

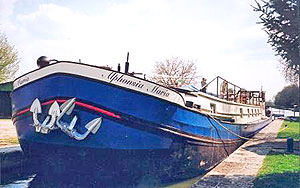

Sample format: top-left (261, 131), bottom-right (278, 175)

top-left (287, 137), bottom-right (294, 153)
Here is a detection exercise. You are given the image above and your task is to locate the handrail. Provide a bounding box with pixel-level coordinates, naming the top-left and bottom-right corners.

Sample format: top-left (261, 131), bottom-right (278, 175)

top-left (199, 76), bottom-right (265, 105)
top-left (200, 76), bottom-right (218, 90)
top-left (217, 76), bottom-right (241, 90)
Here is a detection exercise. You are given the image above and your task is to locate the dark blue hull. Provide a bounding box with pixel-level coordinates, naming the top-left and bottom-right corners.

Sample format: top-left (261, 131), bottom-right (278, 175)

top-left (12, 71), bottom-right (271, 177)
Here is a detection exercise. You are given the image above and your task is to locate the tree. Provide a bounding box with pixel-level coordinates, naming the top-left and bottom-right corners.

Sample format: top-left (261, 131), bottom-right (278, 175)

top-left (274, 85), bottom-right (298, 108)
top-left (0, 33), bottom-right (19, 83)
top-left (266, 100), bottom-right (275, 107)
top-left (280, 59), bottom-right (299, 84)
top-left (151, 57), bottom-right (200, 87)
top-left (253, 0), bottom-right (299, 84)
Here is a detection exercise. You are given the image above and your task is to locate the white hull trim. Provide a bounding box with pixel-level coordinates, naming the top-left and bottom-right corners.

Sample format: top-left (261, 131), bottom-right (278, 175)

top-left (14, 62), bottom-right (185, 106)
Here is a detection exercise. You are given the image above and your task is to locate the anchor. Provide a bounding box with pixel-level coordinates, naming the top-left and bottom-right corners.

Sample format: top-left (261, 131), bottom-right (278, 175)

top-left (30, 99), bottom-right (61, 134)
top-left (63, 117), bottom-right (102, 140)
top-left (30, 98), bottom-right (102, 140)
top-left (55, 98), bottom-right (77, 130)
top-left (56, 98), bottom-right (102, 140)
top-left (41, 101), bottom-right (60, 132)
top-left (30, 98), bottom-right (43, 132)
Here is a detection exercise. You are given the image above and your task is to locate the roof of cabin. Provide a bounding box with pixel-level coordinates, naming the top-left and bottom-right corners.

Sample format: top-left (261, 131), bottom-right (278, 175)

top-left (0, 81), bottom-right (13, 91)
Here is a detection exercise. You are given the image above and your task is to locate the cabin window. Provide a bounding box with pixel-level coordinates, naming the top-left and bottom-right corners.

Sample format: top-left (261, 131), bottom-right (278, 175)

top-left (247, 109), bottom-right (250, 117)
top-left (210, 103), bottom-right (216, 113)
top-left (251, 109), bottom-right (254, 117)
top-left (240, 108), bottom-right (243, 118)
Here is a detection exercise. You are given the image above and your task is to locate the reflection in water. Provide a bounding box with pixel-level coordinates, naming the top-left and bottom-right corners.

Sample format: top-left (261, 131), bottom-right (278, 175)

top-left (2, 142), bottom-right (217, 187)
top-left (28, 173), bottom-right (139, 188)
top-left (3, 172), bottom-right (141, 188)
top-left (1, 175), bottom-right (35, 188)
top-left (2, 168), bottom-right (203, 188)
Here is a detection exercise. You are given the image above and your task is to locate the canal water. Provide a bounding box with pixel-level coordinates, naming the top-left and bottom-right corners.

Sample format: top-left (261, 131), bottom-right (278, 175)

top-left (1, 163), bottom-right (204, 188)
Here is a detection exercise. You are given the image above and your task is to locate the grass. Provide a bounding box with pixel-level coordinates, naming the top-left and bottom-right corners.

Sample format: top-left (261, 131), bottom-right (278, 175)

top-left (277, 120), bottom-right (299, 140)
top-left (253, 120), bottom-right (300, 187)
top-left (253, 152), bottom-right (300, 188)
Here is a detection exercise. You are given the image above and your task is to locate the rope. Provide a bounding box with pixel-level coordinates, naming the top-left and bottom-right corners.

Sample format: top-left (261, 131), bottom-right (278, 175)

top-left (207, 117), bottom-right (230, 156)
top-left (208, 114), bottom-right (261, 141)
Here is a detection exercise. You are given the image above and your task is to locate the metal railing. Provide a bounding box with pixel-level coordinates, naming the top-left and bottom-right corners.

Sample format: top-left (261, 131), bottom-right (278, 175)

top-left (200, 76), bottom-right (265, 106)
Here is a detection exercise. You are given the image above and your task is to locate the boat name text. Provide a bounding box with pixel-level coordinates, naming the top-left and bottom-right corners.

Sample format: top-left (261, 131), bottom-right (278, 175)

top-left (16, 76), bottom-right (30, 87)
top-left (151, 86), bottom-right (170, 97)
top-left (107, 72), bottom-right (170, 98)
top-left (108, 72), bottom-right (144, 89)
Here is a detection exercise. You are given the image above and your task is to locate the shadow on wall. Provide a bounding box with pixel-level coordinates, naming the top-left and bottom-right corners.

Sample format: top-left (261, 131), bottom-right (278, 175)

top-left (191, 173), bottom-right (299, 188)
top-left (191, 175), bottom-right (255, 188)
top-left (253, 172), bottom-right (299, 188)
top-left (242, 140), bottom-right (300, 156)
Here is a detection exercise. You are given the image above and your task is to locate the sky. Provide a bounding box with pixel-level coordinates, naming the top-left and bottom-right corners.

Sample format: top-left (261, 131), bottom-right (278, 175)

top-left (0, 0), bottom-right (290, 101)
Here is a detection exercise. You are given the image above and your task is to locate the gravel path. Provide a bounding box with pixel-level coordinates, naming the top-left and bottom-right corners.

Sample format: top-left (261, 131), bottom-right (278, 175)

top-left (191, 119), bottom-right (283, 188)
top-left (0, 119), bottom-right (18, 147)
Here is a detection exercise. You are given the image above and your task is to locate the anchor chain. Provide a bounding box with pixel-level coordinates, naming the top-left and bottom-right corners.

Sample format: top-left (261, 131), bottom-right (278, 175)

top-left (29, 98), bottom-right (102, 140)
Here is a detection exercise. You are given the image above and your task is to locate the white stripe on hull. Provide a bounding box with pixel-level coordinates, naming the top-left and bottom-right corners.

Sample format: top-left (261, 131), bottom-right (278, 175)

top-left (14, 62), bottom-right (185, 106)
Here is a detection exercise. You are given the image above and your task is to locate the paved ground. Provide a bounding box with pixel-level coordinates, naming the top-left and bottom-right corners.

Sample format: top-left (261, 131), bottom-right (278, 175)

top-left (0, 119), bottom-right (18, 147)
top-left (191, 120), bottom-right (285, 188)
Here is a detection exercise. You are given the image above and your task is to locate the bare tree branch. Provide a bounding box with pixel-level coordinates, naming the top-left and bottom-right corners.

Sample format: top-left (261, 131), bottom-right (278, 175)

top-left (151, 57), bottom-right (201, 87)
top-left (0, 33), bottom-right (19, 83)
top-left (279, 58), bottom-right (299, 85)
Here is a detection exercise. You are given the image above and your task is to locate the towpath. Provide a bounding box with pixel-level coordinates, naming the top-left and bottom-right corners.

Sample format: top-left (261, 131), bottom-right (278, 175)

top-left (0, 119), bottom-right (18, 147)
top-left (191, 119), bottom-right (284, 188)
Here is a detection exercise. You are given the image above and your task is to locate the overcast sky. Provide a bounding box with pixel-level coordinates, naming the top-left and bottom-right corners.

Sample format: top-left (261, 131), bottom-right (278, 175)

top-left (0, 0), bottom-right (289, 100)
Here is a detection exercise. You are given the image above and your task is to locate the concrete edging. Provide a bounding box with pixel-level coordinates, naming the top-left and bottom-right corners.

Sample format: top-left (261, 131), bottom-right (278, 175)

top-left (191, 120), bottom-right (284, 188)
top-left (0, 145), bottom-right (27, 171)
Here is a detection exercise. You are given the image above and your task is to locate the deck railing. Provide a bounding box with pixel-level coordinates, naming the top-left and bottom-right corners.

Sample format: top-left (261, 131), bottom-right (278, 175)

top-left (200, 76), bottom-right (265, 106)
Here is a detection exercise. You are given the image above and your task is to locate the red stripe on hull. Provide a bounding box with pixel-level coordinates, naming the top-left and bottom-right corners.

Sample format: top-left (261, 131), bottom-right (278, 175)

top-left (13, 99), bottom-right (121, 120)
